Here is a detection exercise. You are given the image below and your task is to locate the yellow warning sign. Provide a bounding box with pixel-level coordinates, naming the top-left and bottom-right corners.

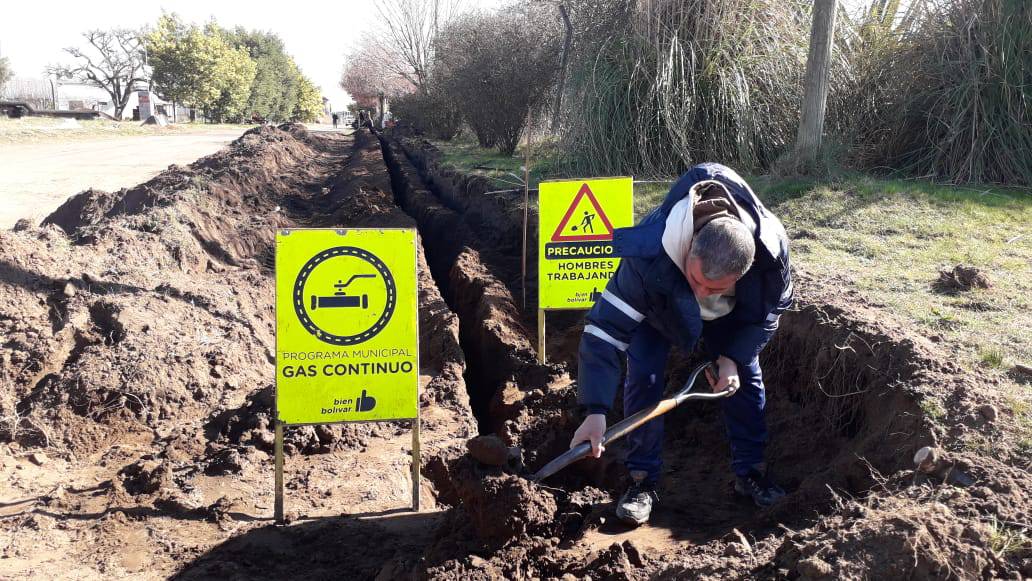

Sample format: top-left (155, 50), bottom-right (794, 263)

top-left (275, 229), bottom-right (418, 424)
top-left (538, 177), bottom-right (633, 310)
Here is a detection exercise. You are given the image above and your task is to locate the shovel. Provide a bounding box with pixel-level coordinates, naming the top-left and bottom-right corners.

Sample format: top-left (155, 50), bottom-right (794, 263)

top-left (531, 362), bottom-right (735, 481)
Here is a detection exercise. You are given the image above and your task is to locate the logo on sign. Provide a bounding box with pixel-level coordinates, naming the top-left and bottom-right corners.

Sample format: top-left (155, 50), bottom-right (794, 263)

top-left (292, 246), bottom-right (396, 346)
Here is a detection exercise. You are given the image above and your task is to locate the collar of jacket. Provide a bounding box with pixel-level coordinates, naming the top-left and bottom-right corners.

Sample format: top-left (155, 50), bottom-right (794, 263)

top-left (612, 163), bottom-right (785, 262)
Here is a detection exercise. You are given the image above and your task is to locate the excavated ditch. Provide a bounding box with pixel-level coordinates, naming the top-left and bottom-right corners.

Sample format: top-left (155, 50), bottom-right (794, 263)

top-left (1, 125), bottom-right (1026, 580)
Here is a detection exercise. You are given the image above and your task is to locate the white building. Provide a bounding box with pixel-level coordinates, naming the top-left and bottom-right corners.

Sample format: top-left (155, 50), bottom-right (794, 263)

top-left (2, 78), bottom-right (195, 121)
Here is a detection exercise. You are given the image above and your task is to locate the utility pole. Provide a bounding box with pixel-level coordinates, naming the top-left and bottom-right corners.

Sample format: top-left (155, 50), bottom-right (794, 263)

top-left (795, 0), bottom-right (838, 164)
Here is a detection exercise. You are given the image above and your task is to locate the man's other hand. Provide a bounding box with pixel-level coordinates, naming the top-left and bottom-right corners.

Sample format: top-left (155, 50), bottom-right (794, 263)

top-left (570, 414), bottom-right (607, 458)
top-left (705, 355), bottom-right (740, 395)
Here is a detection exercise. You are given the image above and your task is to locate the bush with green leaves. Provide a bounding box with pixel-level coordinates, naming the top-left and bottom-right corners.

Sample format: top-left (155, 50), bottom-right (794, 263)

top-left (390, 85), bottom-right (462, 140)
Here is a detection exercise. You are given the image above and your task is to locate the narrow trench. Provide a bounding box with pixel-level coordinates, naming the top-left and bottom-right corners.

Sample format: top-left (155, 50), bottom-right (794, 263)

top-left (374, 134), bottom-right (499, 433)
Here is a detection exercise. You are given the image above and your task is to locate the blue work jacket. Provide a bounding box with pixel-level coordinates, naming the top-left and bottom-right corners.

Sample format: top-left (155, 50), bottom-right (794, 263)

top-left (577, 163), bottom-right (793, 414)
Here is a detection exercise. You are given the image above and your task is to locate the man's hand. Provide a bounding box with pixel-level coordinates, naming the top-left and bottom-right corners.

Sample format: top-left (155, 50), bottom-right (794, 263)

top-left (570, 414), bottom-right (606, 458)
top-left (705, 355), bottom-right (740, 395)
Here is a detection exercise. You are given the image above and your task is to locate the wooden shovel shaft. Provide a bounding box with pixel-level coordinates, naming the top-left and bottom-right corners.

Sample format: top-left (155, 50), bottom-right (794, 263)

top-left (532, 362), bottom-right (729, 481)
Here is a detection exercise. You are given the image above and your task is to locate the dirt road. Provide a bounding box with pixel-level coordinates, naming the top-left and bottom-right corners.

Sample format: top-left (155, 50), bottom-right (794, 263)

top-left (0, 129), bottom-right (246, 228)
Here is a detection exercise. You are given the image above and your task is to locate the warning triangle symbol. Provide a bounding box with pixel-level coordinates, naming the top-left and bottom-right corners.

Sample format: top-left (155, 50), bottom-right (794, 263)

top-left (551, 183), bottom-right (615, 242)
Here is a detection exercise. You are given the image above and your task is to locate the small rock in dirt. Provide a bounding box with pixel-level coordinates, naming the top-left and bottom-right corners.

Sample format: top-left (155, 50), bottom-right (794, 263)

top-left (914, 446), bottom-right (939, 473)
top-left (977, 404), bottom-right (998, 422)
top-left (467, 434), bottom-right (510, 466)
top-left (206, 448), bottom-right (248, 475)
top-left (12, 218), bottom-right (33, 231)
top-left (62, 282), bottom-right (76, 298)
top-left (723, 543), bottom-right (744, 557)
top-left (796, 556), bottom-right (834, 579)
top-left (937, 264), bottom-right (991, 291)
top-left (29, 452), bottom-right (49, 466)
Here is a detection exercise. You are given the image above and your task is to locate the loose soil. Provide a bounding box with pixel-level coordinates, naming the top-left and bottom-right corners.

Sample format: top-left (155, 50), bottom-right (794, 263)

top-left (0, 126), bottom-right (1028, 579)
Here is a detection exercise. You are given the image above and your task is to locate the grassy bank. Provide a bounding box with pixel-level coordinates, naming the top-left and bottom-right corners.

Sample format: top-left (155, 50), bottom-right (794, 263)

top-left (432, 136), bottom-right (1032, 456)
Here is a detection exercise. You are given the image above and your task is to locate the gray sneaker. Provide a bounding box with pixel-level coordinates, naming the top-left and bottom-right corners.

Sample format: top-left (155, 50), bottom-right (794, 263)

top-left (615, 472), bottom-right (658, 526)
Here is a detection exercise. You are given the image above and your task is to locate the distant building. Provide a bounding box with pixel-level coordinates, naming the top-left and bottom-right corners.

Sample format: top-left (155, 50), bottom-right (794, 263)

top-left (2, 78), bottom-right (197, 121)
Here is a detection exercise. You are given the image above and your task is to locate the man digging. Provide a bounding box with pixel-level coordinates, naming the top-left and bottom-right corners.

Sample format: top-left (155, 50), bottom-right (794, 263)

top-left (571, 163), bottom-right (793, 526)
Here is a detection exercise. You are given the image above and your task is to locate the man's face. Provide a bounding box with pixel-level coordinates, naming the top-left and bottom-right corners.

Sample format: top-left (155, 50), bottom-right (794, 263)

top-left (685, 256), bottom-right (739, 299)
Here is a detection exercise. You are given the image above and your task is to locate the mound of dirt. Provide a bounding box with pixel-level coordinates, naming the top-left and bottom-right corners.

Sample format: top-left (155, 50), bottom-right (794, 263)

top-left (773, 495), bottom-right (998, 579)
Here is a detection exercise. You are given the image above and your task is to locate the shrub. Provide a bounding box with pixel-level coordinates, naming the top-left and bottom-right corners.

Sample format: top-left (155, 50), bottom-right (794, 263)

top-left (391, 85), bottom-right (462, 140)
top-left (558, 0), bottom-right (812, 177)
top-left (435, 7), bottom-right (561, 155)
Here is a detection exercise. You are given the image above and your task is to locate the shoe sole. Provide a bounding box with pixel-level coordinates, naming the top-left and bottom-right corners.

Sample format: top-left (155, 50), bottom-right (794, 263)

top-left (615, 507), bottom-right (649, 526)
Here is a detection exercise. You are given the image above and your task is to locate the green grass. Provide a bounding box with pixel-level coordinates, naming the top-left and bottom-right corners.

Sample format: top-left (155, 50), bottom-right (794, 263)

top-left (0, 116), bottom-right (252, 145)
top-left (987, 516), bottom-right (1032, 559)
top-left (429, 133), bottom-right (571, 193)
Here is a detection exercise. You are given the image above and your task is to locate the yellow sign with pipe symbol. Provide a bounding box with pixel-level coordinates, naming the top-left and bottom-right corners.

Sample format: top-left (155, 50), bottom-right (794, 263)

top-left (538, 177), bottom-right (633, 310)
top-left (275, 228), bottom-right (418, 424)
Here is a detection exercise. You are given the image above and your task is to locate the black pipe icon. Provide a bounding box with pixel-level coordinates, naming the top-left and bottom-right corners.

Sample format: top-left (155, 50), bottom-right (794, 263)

top-left (310, 274), bottom-right (376, 311)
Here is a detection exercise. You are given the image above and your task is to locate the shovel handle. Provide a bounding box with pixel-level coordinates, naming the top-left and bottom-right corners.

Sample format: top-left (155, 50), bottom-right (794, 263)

top-left (532, 362), bottom-right (730, 481)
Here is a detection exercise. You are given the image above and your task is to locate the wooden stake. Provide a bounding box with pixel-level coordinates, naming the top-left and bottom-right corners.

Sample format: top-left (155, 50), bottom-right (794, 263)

top-left (522, 113), bottom-right (532, 311)
top-left (274, 420), bottom-right (284, 524)
top-left (537, 309), bottom-right (547, 364)
top-left (411, 415), bottom-right (421, 511)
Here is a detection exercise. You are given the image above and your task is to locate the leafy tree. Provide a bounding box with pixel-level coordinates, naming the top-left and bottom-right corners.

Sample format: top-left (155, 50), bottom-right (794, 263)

top-left (145, 14), bottom-right (193, 115)
top-left (47, 29), bottom-right (149, 119)
top-left (146, 14), bottom-right (256, 122)
top-left (222, 28), bottom-right (299, 122)
top-left (205, 25), bottom-right (258, 122)
top-left (291, 75), bottom-right (323, 122)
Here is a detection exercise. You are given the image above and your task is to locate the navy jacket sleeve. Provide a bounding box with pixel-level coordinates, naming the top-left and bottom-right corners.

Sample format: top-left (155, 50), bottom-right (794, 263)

top-left (704, 262), bottom-right (793, 366)
top-left (576, 259), bottom-right (650, 415)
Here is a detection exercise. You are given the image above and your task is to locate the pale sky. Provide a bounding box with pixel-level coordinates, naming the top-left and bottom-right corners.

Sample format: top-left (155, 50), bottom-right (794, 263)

top-left (0, 1), bottom-right (383, 110)
top-left (1, 0), bottom-right (873, 110)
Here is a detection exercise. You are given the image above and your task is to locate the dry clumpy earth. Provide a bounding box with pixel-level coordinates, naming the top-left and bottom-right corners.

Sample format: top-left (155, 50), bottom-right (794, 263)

top-left (0, 125), bottom-right (1028, 580)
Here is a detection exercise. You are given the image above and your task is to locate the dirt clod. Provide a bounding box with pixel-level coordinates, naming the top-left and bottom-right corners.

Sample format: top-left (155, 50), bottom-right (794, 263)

top-left (467, 434), bottom-right (511, 466)
top-left (796, 555), bottom-right (834, 579)
top-left (937, 264), bottom-right (992, 291)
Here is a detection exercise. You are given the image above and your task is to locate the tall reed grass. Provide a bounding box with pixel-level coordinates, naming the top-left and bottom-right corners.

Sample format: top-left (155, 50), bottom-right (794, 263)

top-left (839, 0), bottom-right (1031, 185)
top-left (559, 0), bottom-right (813, 177)
top-left (558, 0), bottom-right (1031, 186)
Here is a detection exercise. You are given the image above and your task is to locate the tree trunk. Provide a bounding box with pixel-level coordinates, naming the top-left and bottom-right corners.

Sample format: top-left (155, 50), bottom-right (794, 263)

top-left (551, 4), bottom-right (573, 132)
top-left (795, 0), bottom-right (838, 163)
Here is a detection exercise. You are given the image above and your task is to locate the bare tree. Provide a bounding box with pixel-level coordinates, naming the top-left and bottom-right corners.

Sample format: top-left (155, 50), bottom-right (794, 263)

top-left (48, 29), bottom-right (149, 119)
top-left (341, 34), bottom-right (416, 125)
top-left (373, 0), bottom-right (464, 91)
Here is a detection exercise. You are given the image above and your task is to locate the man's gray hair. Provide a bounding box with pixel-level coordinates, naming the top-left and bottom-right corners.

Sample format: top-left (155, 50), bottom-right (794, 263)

top-left (690, 218), bottom-right (755, 279)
